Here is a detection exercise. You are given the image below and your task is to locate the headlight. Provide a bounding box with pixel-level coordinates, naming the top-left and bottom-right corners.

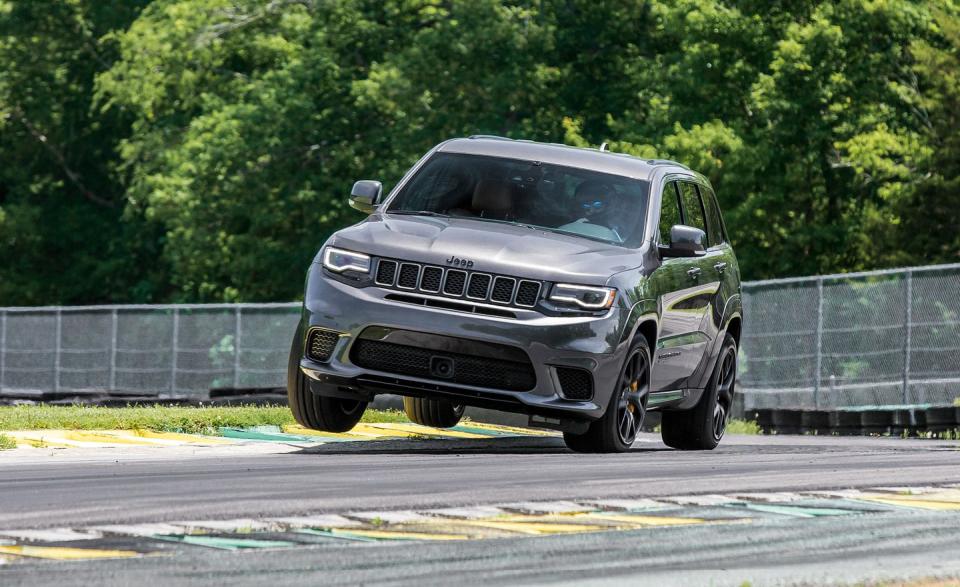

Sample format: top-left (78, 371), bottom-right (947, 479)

top-left (322, 247), bottom-right (371, 274)
top-left (549, 283), bottom-right (616, 310)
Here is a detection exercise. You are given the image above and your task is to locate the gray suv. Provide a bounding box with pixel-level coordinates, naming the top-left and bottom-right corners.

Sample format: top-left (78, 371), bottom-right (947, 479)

top-left (288, 136), bottom-right (742, 452)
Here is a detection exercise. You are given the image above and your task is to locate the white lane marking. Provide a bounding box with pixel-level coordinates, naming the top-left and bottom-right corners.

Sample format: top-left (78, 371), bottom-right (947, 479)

top-left (420, 506), bottom-right (507, 520)
top-left (266, 515), bottom-right (361, 529)
top-left (348, 510), bottom-right (433, 524)
top-left (577, 498), bottom-right (671, 511)
top-left (174, 519), bottom-right (274, 533)
top-left (497, 501), bottom-right (594, 515)
top-left (730, 492), bottom-right (805, 503)
top-left (0, 528), bottom-right (104, 542)
top-left (659, 494), bottom-right (740, 506)
top-left (91, 523), bottom-right (191, 537)
top-left (800, 489), bottom-right (867, 499)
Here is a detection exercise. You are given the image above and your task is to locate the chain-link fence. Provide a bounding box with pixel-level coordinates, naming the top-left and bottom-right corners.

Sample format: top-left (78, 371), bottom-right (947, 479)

top-left (741, 263), bottom-right (960, 409)
top-left (0, 303), bottom-right (300, 400)
top-left (1, 263), bottom-right (958, 407)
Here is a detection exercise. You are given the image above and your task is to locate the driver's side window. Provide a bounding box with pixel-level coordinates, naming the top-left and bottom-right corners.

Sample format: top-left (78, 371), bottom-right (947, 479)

top-left (658, 181), bottom-right (682, 245)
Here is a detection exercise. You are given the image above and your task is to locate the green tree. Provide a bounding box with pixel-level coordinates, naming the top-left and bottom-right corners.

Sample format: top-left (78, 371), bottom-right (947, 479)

top-left (0, 0), bottom-right (159, 304)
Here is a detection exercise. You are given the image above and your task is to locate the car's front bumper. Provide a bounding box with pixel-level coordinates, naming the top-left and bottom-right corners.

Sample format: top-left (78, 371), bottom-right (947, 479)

top-left (299, 266), bottom-right (630, 421)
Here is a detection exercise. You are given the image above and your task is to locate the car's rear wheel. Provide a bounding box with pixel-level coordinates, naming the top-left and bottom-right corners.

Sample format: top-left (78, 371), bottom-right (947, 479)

top-left (563, 337), bottom-right (651, 453)
top-left (287, 326), bottom-right (366, 432)
top-left (403, 397), bottom-right (465, 428)
top-left (661, 332), bottom-right (737, 450)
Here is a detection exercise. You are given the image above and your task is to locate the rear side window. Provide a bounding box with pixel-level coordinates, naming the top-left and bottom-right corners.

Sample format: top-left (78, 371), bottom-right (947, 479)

top-left (700, 185), bottom-right (726, 247)
top-left (678, 182), bottom-right (708, 239)
top-left (658, 182), bottom-right (682, 245)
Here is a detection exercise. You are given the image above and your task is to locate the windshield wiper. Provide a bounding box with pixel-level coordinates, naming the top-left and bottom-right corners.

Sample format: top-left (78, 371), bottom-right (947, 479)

top-left (386, 210), bottom-right (450, 218)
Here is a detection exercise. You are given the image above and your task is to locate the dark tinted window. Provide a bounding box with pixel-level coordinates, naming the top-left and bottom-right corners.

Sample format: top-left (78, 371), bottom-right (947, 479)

top-left (700, 185), bottom-right (726, 247)
top-left (658, 182), bottom-right (682, 245)
top-left (678, 182), bottom-right (707, 238)
top-left (388, 153), bottom-right (649, 247)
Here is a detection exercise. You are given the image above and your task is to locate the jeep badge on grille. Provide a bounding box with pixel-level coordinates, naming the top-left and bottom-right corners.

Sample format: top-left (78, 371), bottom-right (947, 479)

top-left (446, 256), bottom-right (474, 268)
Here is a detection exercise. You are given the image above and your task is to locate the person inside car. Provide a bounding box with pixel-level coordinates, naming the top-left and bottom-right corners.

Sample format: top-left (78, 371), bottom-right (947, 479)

top-left (557, 180), bottom-right (623, 242)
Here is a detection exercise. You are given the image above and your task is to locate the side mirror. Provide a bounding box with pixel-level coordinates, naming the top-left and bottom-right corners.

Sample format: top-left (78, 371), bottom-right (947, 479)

top-left (349, 180), bottom-right (382, 214)
top-left (659, 224), bottom-right (707, 258)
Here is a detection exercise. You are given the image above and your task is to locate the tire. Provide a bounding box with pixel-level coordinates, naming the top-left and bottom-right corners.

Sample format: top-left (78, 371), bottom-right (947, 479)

top-left (403, 397), bottom-right (465, 428)
top-left (661, 332), bottom-right (737, 450)
top-left (286, 325), bottom-right (366, 432)
top-left (563, 336), bottom-right (651, 453)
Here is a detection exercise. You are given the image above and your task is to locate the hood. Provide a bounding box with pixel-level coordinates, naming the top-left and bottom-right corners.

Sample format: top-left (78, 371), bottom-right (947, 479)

top-left (331, 214), bottom-right (645, 284)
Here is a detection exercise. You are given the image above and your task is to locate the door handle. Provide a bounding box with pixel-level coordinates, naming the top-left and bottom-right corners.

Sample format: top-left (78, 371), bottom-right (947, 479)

top-left (714, 262), bottom-right (727, 273)
top-left (687, 267), bottom-right (702, 279)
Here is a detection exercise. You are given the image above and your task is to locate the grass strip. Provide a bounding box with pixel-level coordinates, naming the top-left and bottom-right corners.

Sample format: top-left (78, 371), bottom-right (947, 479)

top-left (725, 419), bottom-right (761, 435)
top-left (0, 404), bottom-right (407, 435)
top-left (0, 432), bottom-right (16, 450)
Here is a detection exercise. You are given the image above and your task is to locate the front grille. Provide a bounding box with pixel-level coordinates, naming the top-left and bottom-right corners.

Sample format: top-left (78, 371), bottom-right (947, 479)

top-left (306, 328), bottom-right (340, 362)
top-left (373, 256), bottom-right (543, 311)
top-left (515, 280), bottom-right (542, 307)
top-left (444, 270), bottom-right (466, 296)
top-left (376, 260), bottom-right (397, 285)
top-left (420, 266), bottom-right (443, 292)
top-left (467, 274), bottom-right (491, 299)
top-left (555, 367), bottom-right (594, 400)
top-left (397, 263), bottom-right (420, 289)
top-left (351, 339), bottom-right (536, 391)
top-left (490, 276), bottom-right (516, 303)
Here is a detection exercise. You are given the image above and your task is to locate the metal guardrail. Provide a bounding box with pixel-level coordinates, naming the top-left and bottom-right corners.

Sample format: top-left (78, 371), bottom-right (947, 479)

top-left (0, 263), bottom-right (958, 408)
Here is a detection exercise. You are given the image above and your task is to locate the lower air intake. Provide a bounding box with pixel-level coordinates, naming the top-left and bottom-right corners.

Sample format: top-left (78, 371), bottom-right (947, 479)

top-left (306, 329), bottom-right (340, 362)
top-left (351, 339), bottom-right (536, 391)
top-left (555, 367), bottom-right (594, 400)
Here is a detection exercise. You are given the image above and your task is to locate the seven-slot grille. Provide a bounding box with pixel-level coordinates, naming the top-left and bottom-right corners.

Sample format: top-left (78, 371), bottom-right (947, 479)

top-left (374, 258), bottom-right (542, 309)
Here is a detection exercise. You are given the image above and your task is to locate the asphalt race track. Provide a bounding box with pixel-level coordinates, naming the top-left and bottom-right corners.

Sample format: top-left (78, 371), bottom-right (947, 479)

top-left (2, 433), bottom-right (960, 586)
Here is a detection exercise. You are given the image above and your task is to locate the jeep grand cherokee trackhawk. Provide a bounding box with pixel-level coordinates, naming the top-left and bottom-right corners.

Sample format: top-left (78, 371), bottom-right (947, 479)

top-left (288, 136), bottom-right (742, 453)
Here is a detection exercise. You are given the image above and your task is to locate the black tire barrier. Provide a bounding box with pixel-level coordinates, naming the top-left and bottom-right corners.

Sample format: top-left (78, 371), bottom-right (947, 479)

top-left (748, 406), bottom-right (958, 436)
top-left (801, 410), bottom-right (831, 434)
top-left (753, 409), bottom-right (775, 433)
top-left (925, 407), bottom-right (960, 432)
top-left (860, 410), bottom-right (894, 435)
top-left (772, 409), bottom-right (803, 435)
top-left (830, 411), bottom-right (863, 435)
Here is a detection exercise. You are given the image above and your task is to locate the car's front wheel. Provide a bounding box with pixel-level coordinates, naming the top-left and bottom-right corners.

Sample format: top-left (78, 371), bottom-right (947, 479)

top-left (563, 337), bottom-right (651, 453)
top-left (403, 397), bottom-right (465, 428)
top-left (286, 327), bottom-right (367, 432)
top-left (661, 332), bottom-right (737, 450)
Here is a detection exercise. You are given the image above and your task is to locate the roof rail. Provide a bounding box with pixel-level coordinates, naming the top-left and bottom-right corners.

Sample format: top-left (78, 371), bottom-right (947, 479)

top-left (467, 134), bottom-right (514, 141)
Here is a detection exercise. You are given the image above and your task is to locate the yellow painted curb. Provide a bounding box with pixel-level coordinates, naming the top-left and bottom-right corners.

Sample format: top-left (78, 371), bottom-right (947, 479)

top-left (0, 545), bottom-right (141, 560)
top-left (454, 519), bottom-right (609, 535)
top-left (5, 429), bottom-right (233, 448)
top-left (461, 421), bottom-right (554, 436)
top-left (362, 422), bottom-right (489, 439)
top-left (332, 529), bottom-right (469, 541)
top-left (578, 513), bottom-right (709, 527)
top-left (858, 495), bottom-right (960, 511)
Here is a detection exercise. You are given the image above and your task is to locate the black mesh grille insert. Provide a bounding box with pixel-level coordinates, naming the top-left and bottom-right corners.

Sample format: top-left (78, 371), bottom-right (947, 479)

top-left (351, 339), bottom-right (536, 391)
top-left (490, 277), bottom-right (515, 303)
top-left (397, 263), bottom-right (419, 289)
top-left (443, 270), bottom-right (466, 295)
top-left (420, 266), bottom-right (443, 292)
top-left (375, 260), bottom-right (397, 285)
top-left (555, 367), bottom-right (593, 400)
top-left (515, 281), bottom-right (541, 307)
top-left (467, 274), bottom-right (491, 299)
top-left (306, 329), bottom-right (340, 362)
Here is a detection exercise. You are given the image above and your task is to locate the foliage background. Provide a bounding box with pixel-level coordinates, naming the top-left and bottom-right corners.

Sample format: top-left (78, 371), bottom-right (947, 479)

top-left (1, 0), bottom-right (958, 304)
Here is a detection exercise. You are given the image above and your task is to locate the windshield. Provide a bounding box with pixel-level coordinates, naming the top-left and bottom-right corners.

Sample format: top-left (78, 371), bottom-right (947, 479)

top-left (386, 152), bottom-right (649, 246)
